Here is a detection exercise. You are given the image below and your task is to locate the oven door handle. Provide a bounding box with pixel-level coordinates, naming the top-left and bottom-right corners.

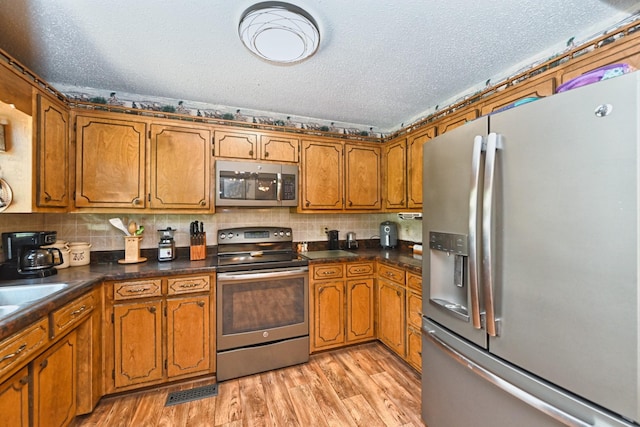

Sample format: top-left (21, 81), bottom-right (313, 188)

top-left (217, 267), bottom-right (309, 281)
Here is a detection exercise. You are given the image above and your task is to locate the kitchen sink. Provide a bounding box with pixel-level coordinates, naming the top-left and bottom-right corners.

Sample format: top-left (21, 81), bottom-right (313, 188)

top-left (0, 283), bottom-right (69, 308)
top-left (0, 304), bottom-right (20, 318)
top-left (301, 250), bottom-right (359, 260)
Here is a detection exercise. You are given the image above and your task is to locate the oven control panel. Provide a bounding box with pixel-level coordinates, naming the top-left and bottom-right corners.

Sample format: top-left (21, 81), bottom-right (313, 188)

top-left (217, 227), bottom-right (292, 244)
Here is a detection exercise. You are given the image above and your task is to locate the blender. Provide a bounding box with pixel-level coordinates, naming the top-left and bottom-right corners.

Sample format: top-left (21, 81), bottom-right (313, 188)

top-left (157, 228), bottom-right (176, 261)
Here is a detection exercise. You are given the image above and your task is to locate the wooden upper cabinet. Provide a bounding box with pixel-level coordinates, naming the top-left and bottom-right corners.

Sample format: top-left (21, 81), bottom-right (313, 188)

top-left (214, 130), bottom-right (257, 159)
top-left (558, 30), bottom-right (640, 86)
top-left (259, 134), bottom-right (299, 162)
top-left (383, 137), bottom-right (406, 210)
top-left (436, 108), bottom-right (478, 136)
top-left (407, 126), bottom-right (435, 209)
top-left (0, 63), bottom-right (32, 115)
top-left (75, 115), bottom-right (147, 209)
top-left (150, 124), bottom-right (211, 210)
top-left (344, 143), bottom-right (381, 210)
top-left (36, 94), bottom-right (69, 209)
top-left (480, 75), bottom-right (556, 116)
top-left (300, 139), bottom-right (343, 210)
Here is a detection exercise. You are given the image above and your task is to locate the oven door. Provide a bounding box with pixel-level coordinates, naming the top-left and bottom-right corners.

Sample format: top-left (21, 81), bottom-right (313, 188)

top-left (216, 267), bottom-right (309, 351)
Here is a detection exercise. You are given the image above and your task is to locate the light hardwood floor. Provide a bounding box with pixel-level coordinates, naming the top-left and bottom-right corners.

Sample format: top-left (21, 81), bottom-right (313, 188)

top-left (73, 342), bottom-right (424, 426)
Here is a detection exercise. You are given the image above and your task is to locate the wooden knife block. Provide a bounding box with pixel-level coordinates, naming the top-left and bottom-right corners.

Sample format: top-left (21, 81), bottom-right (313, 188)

top-left (190, 232), bottom-right (206, 261)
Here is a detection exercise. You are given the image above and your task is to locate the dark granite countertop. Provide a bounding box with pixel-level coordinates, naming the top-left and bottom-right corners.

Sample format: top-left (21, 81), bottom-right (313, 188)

top-left (302, 248), bottom-right (423, 274)
top-left (0, 248), bottom-right (422, 341)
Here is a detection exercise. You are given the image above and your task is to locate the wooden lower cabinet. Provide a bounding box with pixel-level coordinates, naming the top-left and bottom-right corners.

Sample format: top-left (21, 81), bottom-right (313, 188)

top-left (33, 332), bottom-right (77, 427)
top-left (113, 300), bottom-right (164, 388)
top-left (310, 261), bottom-right (375, 352)
top-left (0, 368), bottom-right (29, 427)
top-left (376, 263), bottom-right (422, 373)
top-left (377, 279), bottom-right (406, 356)
top-left (106, 274), bottom-right (214, 392)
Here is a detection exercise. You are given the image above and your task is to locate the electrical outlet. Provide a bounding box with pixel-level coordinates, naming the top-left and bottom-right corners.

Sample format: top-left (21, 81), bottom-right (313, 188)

top-left (321, 226), bottom-right (328, 234)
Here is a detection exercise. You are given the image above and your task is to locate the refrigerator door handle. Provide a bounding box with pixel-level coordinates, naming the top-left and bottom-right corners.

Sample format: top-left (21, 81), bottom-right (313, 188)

top-left (423, 328), bottom-right (594, 427)
top-left (482, 133), bottom-right (502, 336)
top-left (468, 135), bottom-right (484, 330)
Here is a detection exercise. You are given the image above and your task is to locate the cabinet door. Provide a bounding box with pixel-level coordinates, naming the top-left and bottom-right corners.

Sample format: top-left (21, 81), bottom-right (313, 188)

top-left (407, 127), bottom-right (434, 209)
top-left (479, 75), bottom-right (555, 116)
top-left (300, 140), bottom-right (343, 210)
top-left (214, 130), bottom-right (257, 159)
top-left (113, 300), bottom-right (163, 388)
top-left (32, 332), bottom-right (77, 427)
top-left (312, 280), bottom-right (345, 350)
top-left (166, 295), bottom-right (210, 378)
top-left (36, 94), bottom-right (69, 208)
top-left (383, 138), bottom-right (407, 209)
top-left (260, 134), bottom-right (299, 162)
top-left (0, 368), bottom-right (29, 427)
top-left (436, 108), bottom-right (478, 135)
top-left (407, 326), bottom-right (422, 372)
top-left (345, 143), bottom-right (381, 210)
top-left (346, 278), bottom-right (375, 343)
top-left (150, 124), bottom-right (211, 210)
top-left (75, 116), bottom-right (147, 208)
top-left (377, 279), bottom-right (405, 356)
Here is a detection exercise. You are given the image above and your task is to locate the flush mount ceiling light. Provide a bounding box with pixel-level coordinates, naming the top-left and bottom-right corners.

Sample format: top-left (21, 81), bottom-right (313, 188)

top-left (239, 2), bottom-right (320, 65)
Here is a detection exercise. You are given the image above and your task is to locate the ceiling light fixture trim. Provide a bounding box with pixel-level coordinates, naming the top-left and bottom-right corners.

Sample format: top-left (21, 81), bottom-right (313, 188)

top-left (239, 1), bottom-right (320, 65)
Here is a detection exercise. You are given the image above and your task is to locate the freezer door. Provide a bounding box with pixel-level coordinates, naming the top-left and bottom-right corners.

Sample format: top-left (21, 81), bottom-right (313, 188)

top-left (423, 116), bottom-right (488, 347)
top-left (487, 72), bottom-right (640, 422)
top-left (422, 318), bottom-right (635, 427)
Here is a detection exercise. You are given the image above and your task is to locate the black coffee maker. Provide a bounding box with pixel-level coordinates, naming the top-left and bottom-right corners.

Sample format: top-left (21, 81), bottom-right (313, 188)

top-left (0, 231), bottom-right (61, 280)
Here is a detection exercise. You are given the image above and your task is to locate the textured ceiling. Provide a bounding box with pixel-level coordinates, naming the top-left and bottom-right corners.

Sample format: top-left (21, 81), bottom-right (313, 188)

top-left (1, 0), bottom-right (640, 132)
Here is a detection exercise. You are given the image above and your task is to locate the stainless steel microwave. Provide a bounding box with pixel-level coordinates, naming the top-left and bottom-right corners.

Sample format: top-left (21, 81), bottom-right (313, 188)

top-left (215, 160), bottom-right (298, 207)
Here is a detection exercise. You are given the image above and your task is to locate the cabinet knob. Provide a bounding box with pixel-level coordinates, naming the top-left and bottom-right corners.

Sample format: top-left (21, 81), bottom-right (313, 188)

top-left (264, 151), bottom-right (269, 158)
top-left (148, 306), bottom-right (156, 313)
top-left (197, 301), bottom-right (205, 307)
top-left (249, 150), bottom-right (254, 156)
top-left (133, 198), bottom-right (141, 206)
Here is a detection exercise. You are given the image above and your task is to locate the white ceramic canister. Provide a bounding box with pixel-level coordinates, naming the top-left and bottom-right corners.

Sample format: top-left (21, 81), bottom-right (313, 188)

top-left (42, 240), bottom-right (71, 269)
top-left (69, 242), bottom-right (92, 266)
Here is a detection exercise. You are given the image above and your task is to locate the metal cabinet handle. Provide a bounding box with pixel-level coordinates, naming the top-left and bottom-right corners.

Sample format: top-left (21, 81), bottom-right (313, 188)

top-left (197, 301), bottom-right (205, 307)
top-left (264, 151), bottom-right (269, 158)
top-left (180, 283), bottom-right (198, 288)
top-left (249, 150), bottom-right (254, 156)
top-left (0, 343), bottom-right (27, 362)
top-left (40, 359), bottom-right (48, 369)
top-left (133, 198), bottom-right (141, 206)
top-left (127, 287), bottom-right (150, 293)
top-left (148, 306), bottom-right (157, 313)
top-left (71, 305), bottom-right (87, 316)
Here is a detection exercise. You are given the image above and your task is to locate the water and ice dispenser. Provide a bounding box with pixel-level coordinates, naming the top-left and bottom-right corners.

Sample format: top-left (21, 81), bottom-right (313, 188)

top-left (428, 231), bottom-right (472, 321)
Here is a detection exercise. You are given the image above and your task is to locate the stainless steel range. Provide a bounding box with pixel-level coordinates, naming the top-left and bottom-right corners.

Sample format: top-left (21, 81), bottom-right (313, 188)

top-left (215, 226), bottom-right (309, 381)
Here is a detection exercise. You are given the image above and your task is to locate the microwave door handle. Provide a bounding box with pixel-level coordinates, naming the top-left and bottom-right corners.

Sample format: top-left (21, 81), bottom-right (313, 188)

top-left (468, 135), bottom-right (484, 330)
top-left (276, 172), bottom-right (282, 202)
top-left (482, 132), bottom-right (502, 337)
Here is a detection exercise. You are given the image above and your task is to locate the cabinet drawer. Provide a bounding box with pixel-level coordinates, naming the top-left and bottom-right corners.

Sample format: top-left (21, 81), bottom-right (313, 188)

top-left (407, 272), bottom-right (422, 293)
top-left (377, 263), bottom-right (405, 285)
top-left (50, 291), bottom-right (96, 339)
top-left (346, 262), bottom-right (374, 277)
top-left (113, 279), bottom-right (162, 300)
top-left (0, 318), bottom-right (48, 380)
top-left (313, 264), bottom-right (344, 280)
top-left (167, 275), bottom-right (210, 295)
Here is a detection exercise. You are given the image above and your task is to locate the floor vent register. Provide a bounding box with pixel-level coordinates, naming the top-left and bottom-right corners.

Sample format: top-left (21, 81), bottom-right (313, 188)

top-left (165, 383), bottom-right (219, 407)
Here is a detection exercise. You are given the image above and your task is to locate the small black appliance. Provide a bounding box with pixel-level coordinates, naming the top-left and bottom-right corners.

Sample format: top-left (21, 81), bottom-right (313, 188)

top-left (0, 231), bottom-right (61, 280)
top-left (380, 221), bottom-right (398, 248)
top-left (327, 230), bottom-right (339, 250)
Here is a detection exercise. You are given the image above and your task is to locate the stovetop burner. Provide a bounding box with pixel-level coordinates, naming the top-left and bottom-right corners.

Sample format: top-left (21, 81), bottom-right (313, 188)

top-left (216, 226), bottom-right (308, 272)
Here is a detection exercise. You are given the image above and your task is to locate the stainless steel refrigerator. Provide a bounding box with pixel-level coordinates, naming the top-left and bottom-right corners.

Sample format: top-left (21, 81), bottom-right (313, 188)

top-left (422, 71), bottom-right (640, 427)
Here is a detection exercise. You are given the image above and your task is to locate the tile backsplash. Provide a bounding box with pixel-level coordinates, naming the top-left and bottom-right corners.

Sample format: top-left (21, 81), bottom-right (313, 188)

top-left (0, 210), bottom-right (423, 257)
